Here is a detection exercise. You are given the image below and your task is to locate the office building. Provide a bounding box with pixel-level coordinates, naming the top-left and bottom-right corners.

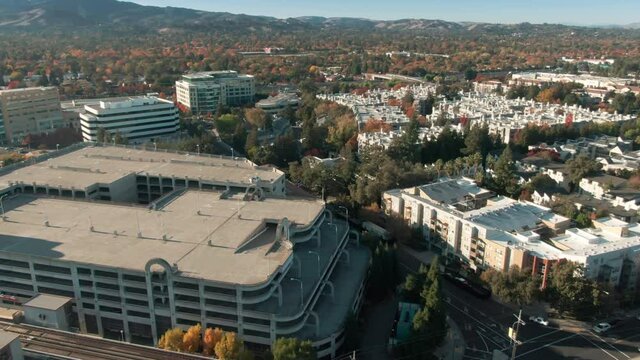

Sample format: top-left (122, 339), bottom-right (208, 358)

top-left (175, 71), bottom-right (255, 114)
top-left (0, 144), bottom-right (368, 359)
top-left (79, 96), bottom-right (179, 143)
top-left (256, 93), bottom-right (301, 114)
top-left (0, 87), bottom-right (64, 144)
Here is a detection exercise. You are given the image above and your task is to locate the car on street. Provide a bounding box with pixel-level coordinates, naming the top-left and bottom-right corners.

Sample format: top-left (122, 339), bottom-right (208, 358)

top-left (529, 316), bottom-right (549, 326)
top-left (592, 322), bottom-right (612, 334)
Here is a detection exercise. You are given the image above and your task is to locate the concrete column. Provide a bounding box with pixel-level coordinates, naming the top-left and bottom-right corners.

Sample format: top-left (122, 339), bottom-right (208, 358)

top-left (199, 281), bottom-right (206, 335)
top-left (90, 270), bottom-right (104, 337)
top-left (70, 267), bottom-right (88, 334)
top-left (27, 261), bottom-right (37, 293)
top-left (117, 271), bottom-right (131, 342)
top-left (144, 273), bottom-right (158, 345)
top-left (236, 288), bottom-right (243, 337)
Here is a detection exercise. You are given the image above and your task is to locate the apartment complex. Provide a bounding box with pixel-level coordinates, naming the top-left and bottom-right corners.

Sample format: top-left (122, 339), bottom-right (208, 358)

top-left (383, 178), bottom-right (571, 272)
top-left (175, 71), bottom-right (255, 114)
top-left (0, 145), bottom-right (368, 359)
top-left (0, 87), bottom-right (64, 144)
top-left (79, 96), bottom-right (179, 143)
top-left (384, 178), bottom-right (640, 290)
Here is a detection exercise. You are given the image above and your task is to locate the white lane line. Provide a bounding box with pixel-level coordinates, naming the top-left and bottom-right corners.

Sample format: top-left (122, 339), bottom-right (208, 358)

top-left (579, 334), bottom-right (620, 360)
top-left (590, 332), bottom-right (631, 359)
top-left (514, 333), bottom-right (579, 358)
top-left (476, 331), bottom-right (490, 352)
top-left (499, 328), bottom-right (564, 352)
top-left (444, 290), bottom-right (509, 342)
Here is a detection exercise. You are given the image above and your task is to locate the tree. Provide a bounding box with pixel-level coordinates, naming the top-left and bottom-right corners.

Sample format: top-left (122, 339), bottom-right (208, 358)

top-left (492, 146), bottom-right (518, 196)
top-left (566, 154), bottom-right (602, 189)
top-left (216, 114), bottom-right (241, 135)
top-left (547, 261), bottom-right (602, 320)
top-left (158, 328), bottom-right (184, 352)
top-left (244, 108), bottom-right (268, 129)
top-left (480, 267), bottom-right (541, 306)
top-left (214, 332), bottom-right (244, 360)
top-left (272, 338), bottom-right (316, 360)
top-left (462, 124), bottom-right (492, 161)
top-left (182, 324), bottom-right (202, 353)
top-left (113, 131), bottom-right (128, 145)
top-left (203, 327), bottom-right (223, 356)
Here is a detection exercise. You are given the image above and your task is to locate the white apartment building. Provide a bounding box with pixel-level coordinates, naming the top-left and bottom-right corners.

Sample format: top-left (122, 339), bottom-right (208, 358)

top-left (80, 96), bottom-right (179, 143)
top-left (175, 71), bottom-right (255, 114)
top-left (0, 145), bottom-right (369, 359)
top-left (549, 217), bottom-right (640, 289)
top-left (0, 87), bottom-right (65, 144)
top-left (383, 178), bottom-right (571, 273)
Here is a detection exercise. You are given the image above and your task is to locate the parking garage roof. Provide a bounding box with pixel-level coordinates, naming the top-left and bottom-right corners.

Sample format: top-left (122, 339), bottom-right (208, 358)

top-left (0, 145), bottom-right (284, 192)
top-left (0, 191), bottom-right (324, 286)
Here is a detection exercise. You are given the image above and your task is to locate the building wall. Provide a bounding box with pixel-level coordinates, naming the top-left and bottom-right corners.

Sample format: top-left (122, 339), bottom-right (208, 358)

top-left (80, 98), bottom-right (179, 143)
top-left (24, 305), bottom-right (69, 330)
top-left (176, 73), bottom-right (255, 114)
top-left (0, 87), bottom-right (64, 144)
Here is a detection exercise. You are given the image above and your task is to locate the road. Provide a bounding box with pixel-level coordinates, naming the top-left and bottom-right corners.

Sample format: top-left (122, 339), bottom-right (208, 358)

top-left (442, 282), bottom-right (640, 360)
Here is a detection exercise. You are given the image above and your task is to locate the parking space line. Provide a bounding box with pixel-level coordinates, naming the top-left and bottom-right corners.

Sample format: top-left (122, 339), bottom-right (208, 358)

top-left (514, 333), bottom-right (579, 358)
top-left (590, 332), bottom-right (631, 359)
top-left (579, 334), bottom-right (620, 360)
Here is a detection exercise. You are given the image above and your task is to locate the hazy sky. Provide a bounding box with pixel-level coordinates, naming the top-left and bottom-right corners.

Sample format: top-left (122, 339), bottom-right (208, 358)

top-left (128, 0), bottom-right (640, 25)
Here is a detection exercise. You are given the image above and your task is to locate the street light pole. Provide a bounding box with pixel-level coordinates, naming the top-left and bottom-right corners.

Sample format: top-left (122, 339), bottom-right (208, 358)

top-left (196, 144), bottom-right (200, 155)
top-left (510, 309), bottom-right (524, 360)
top-left (290, 278), bottom-right (304, 307)
top-left (309, 251), bottom-right (320, 277)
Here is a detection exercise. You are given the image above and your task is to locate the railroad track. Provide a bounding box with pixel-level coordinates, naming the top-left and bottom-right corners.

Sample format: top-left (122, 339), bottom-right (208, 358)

top-left (0, 321), bottom-right (206, 360)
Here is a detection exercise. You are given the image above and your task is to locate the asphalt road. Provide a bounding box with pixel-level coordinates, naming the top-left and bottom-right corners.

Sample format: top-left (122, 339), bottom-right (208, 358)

top-left (442, 281), bottom-right (640, 360)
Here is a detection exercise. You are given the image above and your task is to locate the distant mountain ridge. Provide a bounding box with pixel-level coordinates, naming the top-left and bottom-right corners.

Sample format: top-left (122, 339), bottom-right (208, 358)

top-left (0, 0), bottom-right (636, 33)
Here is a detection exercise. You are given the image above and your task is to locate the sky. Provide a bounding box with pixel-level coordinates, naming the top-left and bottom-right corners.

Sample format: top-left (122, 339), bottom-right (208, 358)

top-left (128, 0), bottom-right (640, 26)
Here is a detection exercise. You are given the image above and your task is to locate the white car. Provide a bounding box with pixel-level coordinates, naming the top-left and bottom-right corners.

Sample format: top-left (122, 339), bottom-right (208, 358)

top-left (593, 323), bottom-right (611, 334)
top-left (528, 316), bottom-right (549, 326)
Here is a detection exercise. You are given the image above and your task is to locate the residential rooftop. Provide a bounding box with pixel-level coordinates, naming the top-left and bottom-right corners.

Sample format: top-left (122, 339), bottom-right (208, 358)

top-left (0, 191), bottom-right (324, 285)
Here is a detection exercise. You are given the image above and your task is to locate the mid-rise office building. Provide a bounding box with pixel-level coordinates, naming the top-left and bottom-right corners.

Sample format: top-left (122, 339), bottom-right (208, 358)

top-left (0, 87), bottom-right (65, 144)
top-left (80, 96), bottom-right (179, 143)
top-left (175, 71), bottom-right (255, 114)
top-left (0, 145), bottom-right (368, 359)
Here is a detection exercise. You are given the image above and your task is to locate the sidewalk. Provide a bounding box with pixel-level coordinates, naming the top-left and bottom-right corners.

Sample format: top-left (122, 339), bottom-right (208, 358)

top-left (434, 316), bottom-right (466, 360)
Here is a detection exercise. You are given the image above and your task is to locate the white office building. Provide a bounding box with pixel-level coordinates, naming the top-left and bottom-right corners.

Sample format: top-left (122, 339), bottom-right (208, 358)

top-left (175, 71), bottom-right (255, 114)
top-left (80, 97), bottom-right (179, 143)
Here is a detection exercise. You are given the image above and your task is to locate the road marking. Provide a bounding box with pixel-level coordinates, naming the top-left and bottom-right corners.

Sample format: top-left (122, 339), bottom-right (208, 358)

top-left (514, 333), bottom-right (579, 358)
top-left (509, 328), bottom-right (564, 349)
top-left (579, 334), bottom-right (620, 360)
top-left (590, 332), bottom-right (631, 359)
top-left (444, 290), bottom-right (510, 342)
top-left (476, 330), bottom-right (490, 352)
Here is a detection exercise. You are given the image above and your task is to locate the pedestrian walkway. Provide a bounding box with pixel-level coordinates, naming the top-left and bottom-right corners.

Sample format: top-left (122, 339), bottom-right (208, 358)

top-left (434, 316), bottom-right (466, 360)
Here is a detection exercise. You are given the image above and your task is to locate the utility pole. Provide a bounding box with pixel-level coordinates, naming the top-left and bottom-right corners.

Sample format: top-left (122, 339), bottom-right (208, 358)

top-left (510, 309), bottom-right (524, 360)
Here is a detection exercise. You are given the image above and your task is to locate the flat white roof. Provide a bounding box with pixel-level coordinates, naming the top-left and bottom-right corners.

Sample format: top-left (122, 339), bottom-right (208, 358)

top-left (24, 294), bottom-right (72, 310)
top-left (0, 191), bottom-right (324, 285)
top-left (0, 145), bottom-right (284, 191)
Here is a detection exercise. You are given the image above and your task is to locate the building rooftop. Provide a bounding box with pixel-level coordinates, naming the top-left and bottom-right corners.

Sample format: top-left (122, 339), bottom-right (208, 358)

top-left (0, 191), bottom-right (324, 285)
top-left (0, 145), bottom-right (284, 192)
top-left (417, 177), bottom-right (492, 206)
top-left (23, 294), bottom-right (72, 310)
top-left (0, 330), bottom-right (19, 348)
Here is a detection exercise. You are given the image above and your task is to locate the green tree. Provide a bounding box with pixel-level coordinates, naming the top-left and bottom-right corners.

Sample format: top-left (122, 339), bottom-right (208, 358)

top-left (272, 337), bottom-right (316, 360)
top-left (492, 146), bottom-right (518, 196)
top-left (547, 261), bottom-right (602, 320)
top-left (462, 124), bottom-right (492, 162)
top-left (566, 154), bottom-right (602, 189)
